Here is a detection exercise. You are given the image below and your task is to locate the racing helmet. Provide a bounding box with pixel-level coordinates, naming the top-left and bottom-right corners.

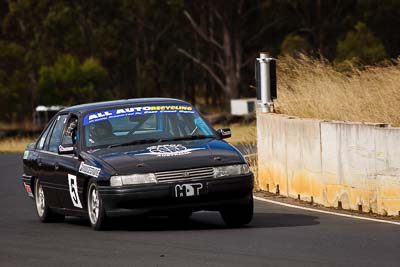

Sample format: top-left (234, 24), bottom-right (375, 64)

top-left (89, 120), bottom-right (114, 143)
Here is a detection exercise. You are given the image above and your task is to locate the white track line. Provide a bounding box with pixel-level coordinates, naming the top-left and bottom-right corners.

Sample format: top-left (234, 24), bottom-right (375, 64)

top-left (254, 196), bottom-right (400, 226)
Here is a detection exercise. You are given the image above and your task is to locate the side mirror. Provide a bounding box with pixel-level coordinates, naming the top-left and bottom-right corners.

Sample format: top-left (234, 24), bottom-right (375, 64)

top-left (58, 144), bottom-right (76, 155)
top-left (217, 128), bottom-right (231, 139)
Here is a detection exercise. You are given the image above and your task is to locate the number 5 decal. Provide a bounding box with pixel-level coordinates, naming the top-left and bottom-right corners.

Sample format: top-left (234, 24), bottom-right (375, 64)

top-left (68, 174), bottom-right (82, 208)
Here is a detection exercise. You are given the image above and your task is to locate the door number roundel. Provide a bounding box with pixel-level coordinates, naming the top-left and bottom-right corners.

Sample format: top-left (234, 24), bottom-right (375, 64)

top-left (68, 174), bottom-right (82, 208)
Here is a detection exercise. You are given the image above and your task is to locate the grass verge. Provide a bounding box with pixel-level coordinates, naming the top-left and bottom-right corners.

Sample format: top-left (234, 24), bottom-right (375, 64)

top-left (275, 55), bottom-right (400, 126)
top-left (221, 123), bottom-right (258, 183)
top-left (216, 122), bottom-right (256, 145)
top-left (0, 137), bottom-right (36, 153)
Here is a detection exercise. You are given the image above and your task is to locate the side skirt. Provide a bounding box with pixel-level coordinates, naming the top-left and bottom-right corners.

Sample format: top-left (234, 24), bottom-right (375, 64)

top-left (50, 207), bottom-right (89, 218)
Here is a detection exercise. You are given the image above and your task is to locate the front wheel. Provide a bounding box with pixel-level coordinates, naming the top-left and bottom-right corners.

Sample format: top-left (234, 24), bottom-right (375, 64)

top-left (34, 178), bottom-right (64, 222)
top-left (87, 182), bottom-right (107, 230)
top-left (220, 195), bottom-right (253, 227)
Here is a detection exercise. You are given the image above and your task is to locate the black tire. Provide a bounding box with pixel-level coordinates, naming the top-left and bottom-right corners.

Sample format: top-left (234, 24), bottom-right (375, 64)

top-left (220, 195), bottom-right (253, 227)
top-left (34, 178), bottom-right (64, 223)
top-left (87, 182), bottom-right (107, 230)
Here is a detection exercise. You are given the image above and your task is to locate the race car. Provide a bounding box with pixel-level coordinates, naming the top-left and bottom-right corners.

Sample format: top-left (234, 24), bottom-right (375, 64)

top-left (22, 98), bottom-right (254, 230)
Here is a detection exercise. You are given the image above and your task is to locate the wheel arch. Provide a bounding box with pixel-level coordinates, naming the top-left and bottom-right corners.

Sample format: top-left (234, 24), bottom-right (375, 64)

top-left (82, 177), bottom-right (97, 209)
top-left (30, 176), bottom-right (37, 196)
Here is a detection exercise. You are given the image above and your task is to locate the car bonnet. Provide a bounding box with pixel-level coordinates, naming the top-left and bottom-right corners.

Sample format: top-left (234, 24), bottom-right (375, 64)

top-left (88, 139), bottom-right (244, 175)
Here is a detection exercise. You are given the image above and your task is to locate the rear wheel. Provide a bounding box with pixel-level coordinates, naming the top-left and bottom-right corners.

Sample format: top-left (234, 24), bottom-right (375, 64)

top-left (220, 195), bottom-right (253, 227)
top-left (87, 182), bottom-right (107, 230)
top-left (34, 178), bottom-right (64, 222)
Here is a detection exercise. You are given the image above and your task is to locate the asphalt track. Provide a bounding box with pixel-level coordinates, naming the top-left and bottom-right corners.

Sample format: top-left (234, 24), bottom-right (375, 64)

top-left (1, 154), bottom-right (400, 267)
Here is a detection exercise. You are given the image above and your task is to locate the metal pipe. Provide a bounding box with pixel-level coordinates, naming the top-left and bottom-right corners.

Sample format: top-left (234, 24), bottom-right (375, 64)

top-left (256, 52), bottom-right (276, 113)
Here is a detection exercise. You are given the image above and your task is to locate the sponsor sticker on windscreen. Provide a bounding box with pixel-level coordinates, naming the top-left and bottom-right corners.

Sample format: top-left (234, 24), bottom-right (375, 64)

top-left (83, 105), bottom-right (196, 125)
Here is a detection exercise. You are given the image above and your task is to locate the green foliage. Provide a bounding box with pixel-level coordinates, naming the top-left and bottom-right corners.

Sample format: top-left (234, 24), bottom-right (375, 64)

top-left (38, 55), bottom-right (110, 106)
top-left (0, 1), bottom-right (399, 122)
top-left (280, 34), bottom-right (312, 56)
top-left (335, 22), bottom-right (387, 65)
top-left (357, 0), bottom-right (400, 58)
top-left (0, 41), bottom-right (31, 120)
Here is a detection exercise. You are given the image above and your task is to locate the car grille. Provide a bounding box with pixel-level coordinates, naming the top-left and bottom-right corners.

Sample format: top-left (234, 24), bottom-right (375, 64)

top-left (155, 167), bottom-right (215, 182)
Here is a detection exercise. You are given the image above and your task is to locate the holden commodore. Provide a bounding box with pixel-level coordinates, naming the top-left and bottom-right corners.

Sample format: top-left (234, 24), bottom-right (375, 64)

top-left (22, 98), bottom-right (254, 230)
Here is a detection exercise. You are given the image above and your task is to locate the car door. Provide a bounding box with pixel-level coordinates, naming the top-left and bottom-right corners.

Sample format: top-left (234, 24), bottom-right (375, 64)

top-left (36, 114), bottom-right (69, 208)
top-left (29, 118), bottom-right (56, 205)
top-left (56, 114), bottom-right (85, 211)
top-left (38, 113), bottom-right (81, 211)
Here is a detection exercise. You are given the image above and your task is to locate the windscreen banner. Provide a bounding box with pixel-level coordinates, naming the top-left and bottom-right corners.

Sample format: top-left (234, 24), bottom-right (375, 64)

top-left (83, 105), bottom-right (196, 125)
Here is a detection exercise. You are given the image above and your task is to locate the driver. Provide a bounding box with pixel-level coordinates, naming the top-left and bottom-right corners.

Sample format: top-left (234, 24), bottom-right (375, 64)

top-left (65, 118), bottom-right (78, 144)
top-left (88, 120), bottom-right (114, 144)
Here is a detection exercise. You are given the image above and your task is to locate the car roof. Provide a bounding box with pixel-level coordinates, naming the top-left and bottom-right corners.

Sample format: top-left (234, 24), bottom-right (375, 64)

top-left (61, 98), bottom-right (190, 114)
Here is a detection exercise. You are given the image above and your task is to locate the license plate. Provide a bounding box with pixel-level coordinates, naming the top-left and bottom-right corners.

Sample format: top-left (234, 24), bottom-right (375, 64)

top-left (174, 183), bottom-right (206, 198)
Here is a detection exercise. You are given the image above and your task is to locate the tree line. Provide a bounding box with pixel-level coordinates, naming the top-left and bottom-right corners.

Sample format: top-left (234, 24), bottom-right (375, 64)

top-left (0, 0), bottom-right (398, 122)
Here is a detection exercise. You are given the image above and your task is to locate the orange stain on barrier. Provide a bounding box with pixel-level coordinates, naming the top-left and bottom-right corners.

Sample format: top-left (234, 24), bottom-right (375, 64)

top-left (258, 163), bottom-right (400, 216)
top-left (256, 114), bottom-right (400, 216)
top-left (378, 178), bottom-right (400, 199)
top-left (259, 164), bottom-right (285, 193)
top-left (378, 199), bottom-right (400, 216)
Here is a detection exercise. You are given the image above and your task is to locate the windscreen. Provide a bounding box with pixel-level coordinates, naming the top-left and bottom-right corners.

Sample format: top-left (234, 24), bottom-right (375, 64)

top-left (82, 104), bottom-right (215, 149)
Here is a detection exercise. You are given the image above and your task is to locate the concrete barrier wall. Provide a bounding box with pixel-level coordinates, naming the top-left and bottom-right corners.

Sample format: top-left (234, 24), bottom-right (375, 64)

top-left (257, 113), bottom-right (400, 216)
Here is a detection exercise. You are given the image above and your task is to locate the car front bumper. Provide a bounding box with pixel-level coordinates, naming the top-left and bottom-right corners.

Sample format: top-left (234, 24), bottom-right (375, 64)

top-left (98, 174), bottom-right (254, 217)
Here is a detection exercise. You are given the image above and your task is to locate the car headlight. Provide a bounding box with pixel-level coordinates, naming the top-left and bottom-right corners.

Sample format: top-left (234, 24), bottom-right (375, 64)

top-left (214, 164), bottom-right (250, 178)
top-left (110, 173), bottom-right (157, 186)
